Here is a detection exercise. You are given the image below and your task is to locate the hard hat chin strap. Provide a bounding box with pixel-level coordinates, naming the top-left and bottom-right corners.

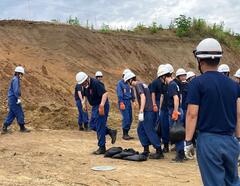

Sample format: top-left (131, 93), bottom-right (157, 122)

top-left (197, 58), bottom-right (203, 74)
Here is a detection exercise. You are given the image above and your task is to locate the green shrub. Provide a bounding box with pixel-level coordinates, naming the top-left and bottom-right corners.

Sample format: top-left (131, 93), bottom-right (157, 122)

top-left (100, 23), bottom-right (111, 32)
top-left (67, 16), bottom-right (80, 26)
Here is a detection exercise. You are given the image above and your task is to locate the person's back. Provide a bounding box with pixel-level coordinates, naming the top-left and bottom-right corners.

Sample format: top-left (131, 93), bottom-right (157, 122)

top-left (189, 71), bottom-right (239, 134)
top-left (185, 38), bottom-right (240, 186)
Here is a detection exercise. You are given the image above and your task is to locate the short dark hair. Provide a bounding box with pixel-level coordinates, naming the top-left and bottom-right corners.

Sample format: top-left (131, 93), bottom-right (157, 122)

top-left (199, 58), bottom-right (220, 66)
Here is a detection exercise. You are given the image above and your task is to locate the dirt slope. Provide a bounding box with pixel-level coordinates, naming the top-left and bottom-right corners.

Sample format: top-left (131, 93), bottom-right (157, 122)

top-left (0, 20), bottom-right (239, 129)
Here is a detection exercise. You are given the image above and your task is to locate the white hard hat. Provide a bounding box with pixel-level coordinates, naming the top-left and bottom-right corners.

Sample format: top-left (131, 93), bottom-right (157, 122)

top-left (176, 68), bottom-right (187, 77)
top-left (124, 71), bottom-right (136, 82)
top-left (165, 64), bottom-right (174, 73)
top-left (95, 71), bottom-right (103, 77)
top-left (186, 71), bottom-right (196, 80)
top-left (123, 69), bottom-right (131, 75)
top-left (76, 72), bottom-right (88, 84)
top-left (234, 69), bottom-right (240, 78)
top-left (15, 66), bottom-right (25, 74)
top-left (157, 64), bottom-right (165, 77)
top-left (194, 38), bottom-right (223, 59)
top-left (218, 64), bottom-right (230, 73)
top-left (157, 65), bottom-right (171, 77)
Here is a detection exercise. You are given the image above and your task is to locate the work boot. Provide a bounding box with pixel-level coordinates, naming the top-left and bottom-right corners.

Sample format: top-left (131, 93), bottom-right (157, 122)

top-left (19, 125), bottom-right (31, 133)
top-left (1, 125), bottom-right (8, 134)
top-left (163, 143), bottom-right (169, 153)
top-left (171, 150), bottom-right (185, 163)
top-left (93, 146), bottom-right (106, 155)
top-left (141, 146), bottom-right (150, 157)
top-left (149, 148), bottom-right (164, 159)
top-left (84, 123), bottom-right (90, 132)
top-left (108, 129), bottom-right (117, 144)
top-left (122, 129), bottom-right (134, 140)
top-left (79, 126), bottom-right (84, 131)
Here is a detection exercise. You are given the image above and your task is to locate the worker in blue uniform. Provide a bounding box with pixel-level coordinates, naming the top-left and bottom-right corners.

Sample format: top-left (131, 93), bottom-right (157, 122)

top-left (158, 65), bottom-right (184, 162)
top-left (124, 71), bottom-right (164, 159)
top-left (1, 66), bottom-right (30, 134)
top-left (116, 69), bottom-right (135, 140)
top-left (74, 83), bottom-right (89, 131)
top-left (149, 66), bottom-right (164, 127)
top-left (76, 72), bottom-right (117, 155)
top-left (175, 68), bottom-right (188, 124)
top-left (158, 64), bottom-right (174, 153)
top-left (185, 38), bottom-right (240, 186)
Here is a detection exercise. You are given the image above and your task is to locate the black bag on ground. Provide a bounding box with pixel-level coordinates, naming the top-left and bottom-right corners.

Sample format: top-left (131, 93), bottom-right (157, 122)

top-left (170, 121), bottom-right (185, 144)
top-left (112, 148), bottom-right (138, 159)
top-left (123, 154), bottom-right (148, 161)
top-left (104, 147), bottom-right (123, 157)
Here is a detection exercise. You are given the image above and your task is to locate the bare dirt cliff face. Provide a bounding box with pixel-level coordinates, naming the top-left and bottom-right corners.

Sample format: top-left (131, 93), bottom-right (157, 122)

top-left (0, 20), bottom-right (239, 129)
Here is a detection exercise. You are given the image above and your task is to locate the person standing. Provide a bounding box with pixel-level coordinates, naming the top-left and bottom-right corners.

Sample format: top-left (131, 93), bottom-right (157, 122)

top-left (76, 72), bottom-right (117, 155)
top-left (74, 83), bottom-right (89, 131)
top-left (158, 65), bottom-right (185, 162)
top-left (185, 38), bottom-right (240, 185)
top-left (124, 71), bottom-right (164, 159)
top-left (116, 69), bottom-right (135, 140)
top-left (1, 66), bottom-right (30, 134)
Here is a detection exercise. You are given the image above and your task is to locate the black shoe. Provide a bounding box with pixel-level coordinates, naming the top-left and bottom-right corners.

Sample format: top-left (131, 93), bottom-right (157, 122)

top-left (163, 144), bottom-right (169, 153)
top-left (141, 146), bottom-right (150, 157)
top-left (171, 150), bottom-right (185, 163)
top-left (1, 125), bottom-right (8, 134)
top-left (79, 126), bottom-right (84, 131)
top-left (93, 146), bottom-right (106, 155)
top-left (122, 129), bottom-right (134, 140)
top-left (84, 123), bottom-right (90, 131)
top-left (149, 148), bottom-right (164, 159)
top-left (20, 126), bottom-right (31, 133)
top-left (108, 129), bottom-right (117, 144)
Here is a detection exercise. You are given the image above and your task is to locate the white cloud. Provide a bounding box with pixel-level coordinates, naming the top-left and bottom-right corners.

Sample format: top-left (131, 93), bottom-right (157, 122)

top-left (0, 0), bottom-right (239, 33)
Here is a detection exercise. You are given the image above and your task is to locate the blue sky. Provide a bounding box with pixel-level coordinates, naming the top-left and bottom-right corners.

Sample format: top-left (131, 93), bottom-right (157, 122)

top-left (0, 0), bottom-right (240, 33)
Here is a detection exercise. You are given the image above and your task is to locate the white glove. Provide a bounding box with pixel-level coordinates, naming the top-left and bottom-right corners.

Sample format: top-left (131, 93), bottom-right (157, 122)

top-left (184, 141), bottom-right (195, 160)
top-left (138, 112), bottom-right (144, 121)
top-left (16, 99), bottom-right (21, 104)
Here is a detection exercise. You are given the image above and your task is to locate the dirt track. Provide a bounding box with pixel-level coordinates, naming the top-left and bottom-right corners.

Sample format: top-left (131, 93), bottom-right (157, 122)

top-left (0, 129), bottom-right (202, 186)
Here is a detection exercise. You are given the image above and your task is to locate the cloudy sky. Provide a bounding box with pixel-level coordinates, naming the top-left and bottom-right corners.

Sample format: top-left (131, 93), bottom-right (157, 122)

top-left (0, 0), bottom-right (240, 33)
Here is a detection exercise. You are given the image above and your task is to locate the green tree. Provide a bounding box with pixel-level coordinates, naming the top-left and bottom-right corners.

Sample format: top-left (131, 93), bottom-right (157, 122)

top-left (174, 15), bottom-right (191, 37)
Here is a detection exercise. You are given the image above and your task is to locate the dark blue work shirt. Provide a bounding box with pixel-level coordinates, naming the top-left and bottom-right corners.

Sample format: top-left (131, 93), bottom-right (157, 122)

top-left (8, 76), bottom-right (21, 99)
top-left (181, 82), bottom-right (188, 110)
top-left (161, 83), bottom-right (168, 111)
top-left (116, 79), bottom-right (134, 102)
top-left (149, 78), bottom-right (162, 104)
top-left (74, 84), bottom-right (84, 101)
top-left (186, 71), bottom-right (240, 135)
top-left (167, 80), bottom-right (180, 110)
top-left (83, 78), bottom-right (108, 106)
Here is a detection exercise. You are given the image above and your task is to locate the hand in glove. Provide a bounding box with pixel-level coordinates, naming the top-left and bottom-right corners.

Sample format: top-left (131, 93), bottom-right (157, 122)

top-left (153, 104), bottom-right (158, 112)
top-left (171, 111), bottom-right (180, 121)
top-left (98, 105), bottom-right (105, 116)
top-left (120, 102), bottom-right (125, 110)
top-left (138, 112), bottom-right (144, 122)
top-left (16, 99), bottom-right (21, 104)
top-left (184, 141), bottom-right (195, 160)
